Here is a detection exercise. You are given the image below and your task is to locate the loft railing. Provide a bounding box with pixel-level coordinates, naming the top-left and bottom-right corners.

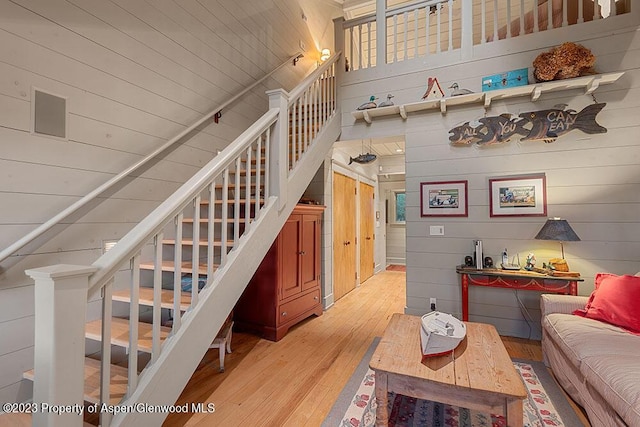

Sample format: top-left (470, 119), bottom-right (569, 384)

top-left (0, 52), bottom-right (303, 265)
top-left (26, 53), bottom-right (340, 427)
top-left (342, 0), bottom-right (630, 71)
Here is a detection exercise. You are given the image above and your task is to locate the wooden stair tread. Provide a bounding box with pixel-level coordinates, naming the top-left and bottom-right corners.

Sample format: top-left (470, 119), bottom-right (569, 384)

top-left (139, 260), bottom-right (210, 275)
top-left (85, 318), bottom-right (170, 353)
top-left (112, 287), bottom-right (192, 311)
top-left (23, 357), bottom-right (128, 406)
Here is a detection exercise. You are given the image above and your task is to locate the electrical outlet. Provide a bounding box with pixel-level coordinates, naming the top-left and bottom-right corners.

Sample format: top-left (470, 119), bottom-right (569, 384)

top-left (430, 298), bottom-right (436, 311)
top-left (429, 225), bottom-right (444, 236)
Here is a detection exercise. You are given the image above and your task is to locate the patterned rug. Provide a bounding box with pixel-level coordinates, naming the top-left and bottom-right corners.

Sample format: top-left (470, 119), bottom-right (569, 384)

top-left (322, 339), bottom-right (581, 427)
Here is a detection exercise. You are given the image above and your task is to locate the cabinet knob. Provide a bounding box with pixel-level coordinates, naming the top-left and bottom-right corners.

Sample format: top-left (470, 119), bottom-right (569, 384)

top-left (281, 311), bottom-right (287, 317)
top-left (366, 236), bottom-right (371, 240)
top-left (314, 296), bottom-right (318, 300)
top-left (298, 251), bottom-right (306, 255)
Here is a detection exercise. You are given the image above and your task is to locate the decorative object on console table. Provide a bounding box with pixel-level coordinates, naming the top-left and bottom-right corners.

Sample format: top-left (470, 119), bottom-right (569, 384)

top-left (535, 217), bottom-right (581, 273)
top-left (489, 173), bottom-right (547, 217)
top-left (420, 180), bottom-right (468, 217)
top-left (233, 204), bottom-right (324, 341)
top-left (474, 240), bottom-right (483, 269)
top-left (456, 266), bottom-right (582, 321)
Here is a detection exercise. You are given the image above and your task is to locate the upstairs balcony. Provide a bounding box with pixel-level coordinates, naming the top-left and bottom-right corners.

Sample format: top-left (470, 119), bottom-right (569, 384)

top-left (336, 0), bottom-right (633, 83)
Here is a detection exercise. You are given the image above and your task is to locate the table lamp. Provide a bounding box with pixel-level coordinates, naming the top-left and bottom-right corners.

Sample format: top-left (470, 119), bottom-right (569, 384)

top-left (534, 217), bottom-right (580, 260)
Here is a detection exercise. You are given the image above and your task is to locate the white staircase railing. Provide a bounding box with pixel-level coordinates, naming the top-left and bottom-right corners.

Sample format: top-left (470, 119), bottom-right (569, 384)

top-left (0, 52), bottom-right (302, 266)
top-left (26, 53), bottom-right (341, 427)
top-left (342, 0), bottom-right (630, 72)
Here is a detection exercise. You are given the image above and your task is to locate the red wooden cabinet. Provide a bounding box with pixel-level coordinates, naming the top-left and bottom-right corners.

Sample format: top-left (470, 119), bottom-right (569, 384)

top-left (234, 205), bottom-right (324, 341)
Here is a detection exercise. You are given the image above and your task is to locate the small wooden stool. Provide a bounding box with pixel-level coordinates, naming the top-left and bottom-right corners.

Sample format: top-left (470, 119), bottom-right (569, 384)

top-left (209, 318), bottom-right (233, 372)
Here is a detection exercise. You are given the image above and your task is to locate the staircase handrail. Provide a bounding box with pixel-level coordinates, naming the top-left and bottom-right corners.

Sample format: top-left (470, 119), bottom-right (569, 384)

top-left (90, 53), bottom-right (341, 294)
top-left (0, 52), bottom-right (302, 264)
top-left (288, 52), bottom-right (342, 105)
top-left (88, 109), bottom-right (279, 295)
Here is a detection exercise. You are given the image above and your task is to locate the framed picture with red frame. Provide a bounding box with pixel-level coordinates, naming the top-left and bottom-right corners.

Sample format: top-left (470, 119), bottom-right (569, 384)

top-left (489, 173), bottom-right (547, 217)
top-left (420, 180), bottom-right (468, 217)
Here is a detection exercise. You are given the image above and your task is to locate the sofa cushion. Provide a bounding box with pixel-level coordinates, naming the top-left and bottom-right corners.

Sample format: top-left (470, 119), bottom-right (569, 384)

top-left (574, 273), bottom-right (640, 333)
top-left (580, 355), bottom-right (640, 426)
top-left (544, 313), bottom-right (640, 367)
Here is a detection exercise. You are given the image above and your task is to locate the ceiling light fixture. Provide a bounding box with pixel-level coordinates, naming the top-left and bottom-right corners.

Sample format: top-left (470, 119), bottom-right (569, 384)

top-left (320, 48), bottom-right (331, 62)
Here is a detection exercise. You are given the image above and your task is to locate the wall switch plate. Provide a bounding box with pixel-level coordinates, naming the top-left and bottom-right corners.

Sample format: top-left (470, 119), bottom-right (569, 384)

top-left (430, 298), bottom-right (436, 310)
top-left (429, 225), bottom-right (445, 236)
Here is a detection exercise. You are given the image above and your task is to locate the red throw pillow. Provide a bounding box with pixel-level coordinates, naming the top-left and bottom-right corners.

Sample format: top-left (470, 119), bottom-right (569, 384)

top-left (573, 273), bottom-right (640, 333)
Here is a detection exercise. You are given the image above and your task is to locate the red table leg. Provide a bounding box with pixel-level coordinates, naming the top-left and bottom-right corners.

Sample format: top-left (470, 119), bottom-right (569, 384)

top-left (461, 273), bottom-right (469, 321)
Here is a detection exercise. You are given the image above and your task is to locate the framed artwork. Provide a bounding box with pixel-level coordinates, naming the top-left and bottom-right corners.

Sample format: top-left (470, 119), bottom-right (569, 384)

top-left (420, 180), bottom-right (468, 217)
top-left (489, 173), bottom-right (547, 217)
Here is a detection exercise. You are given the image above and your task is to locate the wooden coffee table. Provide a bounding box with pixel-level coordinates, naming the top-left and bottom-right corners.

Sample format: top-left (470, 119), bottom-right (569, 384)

top-left (370, 313), bottom-right (527, 426)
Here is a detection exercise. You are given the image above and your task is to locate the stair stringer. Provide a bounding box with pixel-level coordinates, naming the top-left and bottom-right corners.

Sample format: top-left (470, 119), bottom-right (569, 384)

top-left (110, 113), bottom-right (341, 427)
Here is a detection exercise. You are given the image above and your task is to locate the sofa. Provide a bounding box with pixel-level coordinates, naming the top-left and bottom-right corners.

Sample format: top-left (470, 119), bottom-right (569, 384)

top-left (541, 274), bottom-right (640, 427)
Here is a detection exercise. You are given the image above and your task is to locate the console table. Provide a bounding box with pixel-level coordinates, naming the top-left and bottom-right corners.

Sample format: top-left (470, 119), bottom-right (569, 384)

top-left (456, 266), bottom-right (582, 321)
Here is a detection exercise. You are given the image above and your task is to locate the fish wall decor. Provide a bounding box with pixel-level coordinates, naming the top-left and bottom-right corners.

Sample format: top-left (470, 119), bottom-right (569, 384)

top-left (349, 153), bottom-right (377, 164)
top-left (449, 103), bottom-right (607, 146)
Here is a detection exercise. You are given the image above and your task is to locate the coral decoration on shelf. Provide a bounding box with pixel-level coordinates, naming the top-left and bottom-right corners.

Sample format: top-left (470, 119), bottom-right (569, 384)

top-left (533, 42), bottom-right (596, 82)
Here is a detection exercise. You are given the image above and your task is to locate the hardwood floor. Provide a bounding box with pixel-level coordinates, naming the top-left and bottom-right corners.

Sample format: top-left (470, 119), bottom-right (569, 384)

top-left (164, 270), bottom-right (589, 426)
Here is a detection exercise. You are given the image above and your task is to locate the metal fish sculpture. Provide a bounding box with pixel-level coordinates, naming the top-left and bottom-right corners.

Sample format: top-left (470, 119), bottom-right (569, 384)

top-left (519, 103), bottom-right (607, 143)
top-left (349, 153), bottom-right (377, 165)
top-left (448, 121), bottom-right (484, 146)
top-left (475, 114), bottom-right (530, 146)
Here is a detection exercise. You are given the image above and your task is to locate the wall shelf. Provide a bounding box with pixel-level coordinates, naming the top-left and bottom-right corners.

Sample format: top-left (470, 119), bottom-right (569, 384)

top-left (352, 72), bottom-right (624, 123)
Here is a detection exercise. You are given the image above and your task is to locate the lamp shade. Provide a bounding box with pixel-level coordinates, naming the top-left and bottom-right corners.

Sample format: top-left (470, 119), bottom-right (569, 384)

top-left (535, 218), bottom-right (580, 242)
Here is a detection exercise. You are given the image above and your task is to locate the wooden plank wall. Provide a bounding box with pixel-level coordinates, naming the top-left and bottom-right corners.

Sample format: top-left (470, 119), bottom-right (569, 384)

top-left (340, 16), bottom-right (640, 340)
top-left (0, 0), bottom-right (326, 404)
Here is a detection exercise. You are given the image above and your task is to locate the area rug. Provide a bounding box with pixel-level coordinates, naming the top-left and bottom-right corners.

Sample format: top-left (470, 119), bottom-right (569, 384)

top-left (322, 338), bottom-right (582, 427)
top-left (386, 265), bottom-right (406, 272)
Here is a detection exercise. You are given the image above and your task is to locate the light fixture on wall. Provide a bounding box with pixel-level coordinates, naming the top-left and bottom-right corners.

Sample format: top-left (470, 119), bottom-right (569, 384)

top-left (320, 48), bottom-right (331, 62)
top-left (534, 217), bottom-right (580, 259)
top-left (293, 53), bottom-right (304, 66)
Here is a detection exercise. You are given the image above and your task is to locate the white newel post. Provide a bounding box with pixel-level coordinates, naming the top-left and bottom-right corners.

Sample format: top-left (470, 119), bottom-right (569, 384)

top-left (461, 0), bottom-right (474, 60)
top-left (376, 0), bottom-right (386, 67)
top-left (25, 264), bottom-right (97, 427)
top-left (266, 88), bottom-right (290, 211)
top-left (333, 17), bottom-right (345, 74)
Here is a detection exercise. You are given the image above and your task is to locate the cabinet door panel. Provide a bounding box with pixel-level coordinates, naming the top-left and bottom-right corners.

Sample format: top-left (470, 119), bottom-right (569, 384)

top-left (280, 216), bottom-right (301, 299)
top-left (301, 214), bottom-right (319, 291)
